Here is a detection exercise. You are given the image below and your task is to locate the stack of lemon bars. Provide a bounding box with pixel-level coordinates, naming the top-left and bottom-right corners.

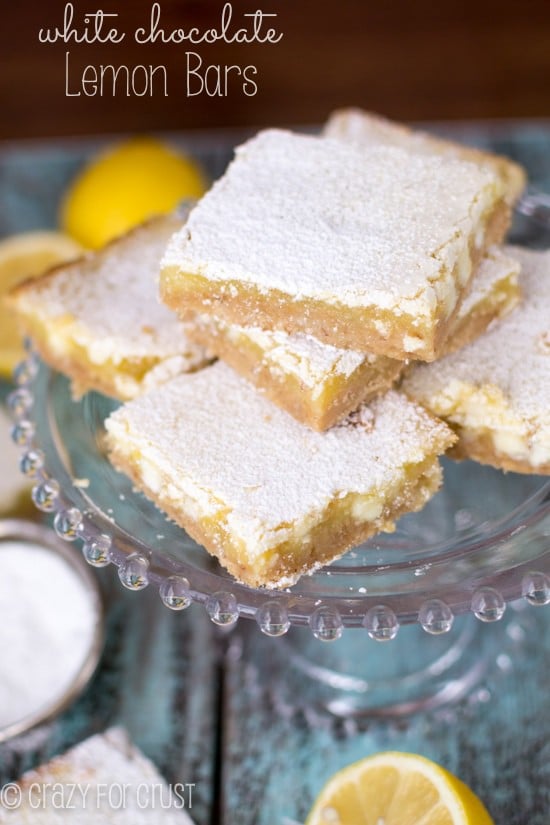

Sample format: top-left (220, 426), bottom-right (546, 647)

top-left (11, 111), bottom-right (549, 589)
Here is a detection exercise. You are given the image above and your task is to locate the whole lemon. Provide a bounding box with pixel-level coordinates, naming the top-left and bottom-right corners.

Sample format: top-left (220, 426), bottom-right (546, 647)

top-left (61, 137), bottom-right (207, 249)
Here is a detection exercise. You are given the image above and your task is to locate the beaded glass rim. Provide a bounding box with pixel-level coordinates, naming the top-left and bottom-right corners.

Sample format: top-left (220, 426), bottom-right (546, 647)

top-left (8, 352), bottom-right (550, 641)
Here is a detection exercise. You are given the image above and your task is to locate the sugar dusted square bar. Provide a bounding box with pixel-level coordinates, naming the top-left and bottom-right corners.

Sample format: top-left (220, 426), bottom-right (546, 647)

top-left (105, 362), bottom-right (456, 588)
top-left (403, 247), bottom-right (550, 475)
top-left (9, 215), bottom-right (209, 400)
top-left (160, 129), bottom-right (510, 362)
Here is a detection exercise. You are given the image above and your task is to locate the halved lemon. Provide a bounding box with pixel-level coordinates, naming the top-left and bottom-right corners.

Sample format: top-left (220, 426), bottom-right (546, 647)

top-left (60, 137), bottom-right (208, 249)
top-left (305, 751), bottom-right (494, 825)
top-left (0, 231), bottom-right (83, 378)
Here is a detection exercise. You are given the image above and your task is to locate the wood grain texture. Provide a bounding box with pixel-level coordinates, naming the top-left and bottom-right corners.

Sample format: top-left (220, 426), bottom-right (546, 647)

top-left (1, 0), bottom-right (550, 139)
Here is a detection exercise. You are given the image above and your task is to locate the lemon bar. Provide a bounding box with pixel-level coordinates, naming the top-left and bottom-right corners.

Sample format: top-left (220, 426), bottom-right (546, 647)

top-left (8, 215), bottom-right (209, 400)
top-left (160, 130), bottom-right (510, 362)
top-left (324, 108), bottom-right (526, 205)
top-left (403, 247), bottom-right (550, 474)
top-left (184, 247), bottom-right (520, 431)
top-left (105, 362), bottom-right (455, 588)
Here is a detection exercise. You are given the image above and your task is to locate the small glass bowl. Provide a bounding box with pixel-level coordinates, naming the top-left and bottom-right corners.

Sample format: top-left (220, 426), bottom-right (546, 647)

top-left (0, 519), bottom-right (104, 743)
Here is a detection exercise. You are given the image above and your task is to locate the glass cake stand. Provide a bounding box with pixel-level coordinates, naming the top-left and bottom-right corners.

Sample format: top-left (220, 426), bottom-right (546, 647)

top-left (7, 352), bottom-right (550, 717)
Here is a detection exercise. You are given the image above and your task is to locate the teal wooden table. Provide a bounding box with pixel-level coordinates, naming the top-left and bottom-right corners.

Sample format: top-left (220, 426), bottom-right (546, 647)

top-left (0, 123), bottom-right (549, 825)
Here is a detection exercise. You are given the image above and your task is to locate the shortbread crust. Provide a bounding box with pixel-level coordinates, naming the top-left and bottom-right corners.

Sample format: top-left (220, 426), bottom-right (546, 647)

top-left (161, 130), bottom-right (509, 361)
top-left (324, 108), bottom-right (526, 204)
top-left (8, 215), bottom-right (209, 400)
top-left (185, 248), bottom-right (520, 430)
top-left (105, 362), bottom-right (455, 588)
top-left (403, 247), bottom-right (550, 474)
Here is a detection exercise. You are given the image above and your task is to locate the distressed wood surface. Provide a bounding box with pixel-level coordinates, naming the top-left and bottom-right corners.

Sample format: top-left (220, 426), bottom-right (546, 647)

top-left (220, 611), bottom-right (550, 824)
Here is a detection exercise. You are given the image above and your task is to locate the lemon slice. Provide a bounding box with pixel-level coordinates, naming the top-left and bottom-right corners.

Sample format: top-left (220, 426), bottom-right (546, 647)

top-left (306, 752), bottom-right (494, 825)
top-left (61, 137), bottom-right (208, 249)
top-left (0, 231), bottom-right (83, 378)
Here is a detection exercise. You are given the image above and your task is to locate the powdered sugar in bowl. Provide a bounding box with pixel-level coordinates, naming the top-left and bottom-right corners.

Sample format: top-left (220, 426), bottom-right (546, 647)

top-left (0, 519), bottom-right (104, 742)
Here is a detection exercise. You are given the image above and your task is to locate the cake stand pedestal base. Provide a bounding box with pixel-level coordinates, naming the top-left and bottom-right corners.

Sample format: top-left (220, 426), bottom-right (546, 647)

top-left (238, 603), bottom-right (538, 720)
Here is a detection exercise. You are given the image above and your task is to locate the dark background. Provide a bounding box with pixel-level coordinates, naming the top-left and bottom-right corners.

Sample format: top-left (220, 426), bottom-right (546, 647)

top-left (1, 0), bottom-right (550, 140)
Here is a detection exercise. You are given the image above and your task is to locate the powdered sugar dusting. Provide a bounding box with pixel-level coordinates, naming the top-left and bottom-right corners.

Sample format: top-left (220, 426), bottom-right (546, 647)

top-left (323, 108), bottom-right (525, 201)
top-left (162, 130), bottom-right (503, 316)
top-left (324, 108), bottom-right (483, 163)
top-left (106, 363), bottom-right (454, 552)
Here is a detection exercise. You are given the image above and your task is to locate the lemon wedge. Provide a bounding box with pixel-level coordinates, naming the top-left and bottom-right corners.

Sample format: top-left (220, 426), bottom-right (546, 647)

top-left (60, 137), bottom-right (207, 249)
top-left (305, 751), bottom-right (494, 825)
top-left (0, 231), bottom-right (83, 378)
